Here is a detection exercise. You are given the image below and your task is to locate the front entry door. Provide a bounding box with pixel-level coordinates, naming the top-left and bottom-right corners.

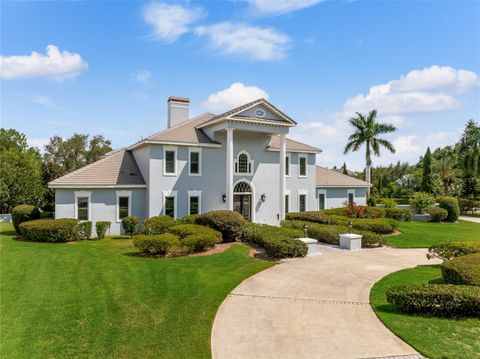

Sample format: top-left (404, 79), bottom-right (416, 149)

top-left (233, 194), bottom-right (251, 221)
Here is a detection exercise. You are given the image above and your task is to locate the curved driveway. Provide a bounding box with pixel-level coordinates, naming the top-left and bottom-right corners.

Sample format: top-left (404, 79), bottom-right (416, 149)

top-left (212, 246), bottom-right (438, 359)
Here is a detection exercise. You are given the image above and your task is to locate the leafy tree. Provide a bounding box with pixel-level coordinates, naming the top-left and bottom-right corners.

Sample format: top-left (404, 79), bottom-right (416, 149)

top-left (0, 129), bottom-right (44, 212)
top-left (344, 110), bottom-right (396, 189)
top-left (421, 147), bottom-right (434, 193)
top-left (459, 119), bottom-right (479, 176)
top-left (341, 163), bottom-right (348, 175)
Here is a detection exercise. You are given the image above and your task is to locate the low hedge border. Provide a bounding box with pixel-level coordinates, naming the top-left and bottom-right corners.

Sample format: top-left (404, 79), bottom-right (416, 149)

top-left (441, 253), bottom-right (480, 286)
top-left (19, 219), bottom-right (79, 242)
top-left (427, 242), bottom-right (480, 261)
top-left (328, 215), bottom-right (397, 234)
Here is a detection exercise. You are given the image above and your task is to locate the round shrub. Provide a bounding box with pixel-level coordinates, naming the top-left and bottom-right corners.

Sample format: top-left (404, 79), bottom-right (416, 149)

top-left (77, 221), bottom-right (92, 240)
top-left (11, 205), bottom-right (40, 234)
top-left (122, 216), bottom-right (138, 237)
top-left (427, 207), bottom-right (448, 222)
top-left (285, 211), bottom-right (330, 224)
top-left (19, 219), bottom-right (79, 242)
top-left (427, 242), bottom-right (480, 261)
top-left (181, 234), bottom-right (218, 252)
top-left (384, 208), bottom-right (412, 221)
top-left (142, 216), bottom-right (178, 235)
top-left (441, 253), bottom-right (480, 286)
top-left (437, 196), bottom-right (460, 222)
top-left (381, 198), bottom-right (397, 209)
top-left (133, 233), bottom-right (180, 256)
top-left (386, 284), bottom-right (480, 318)
top-left (180, 214), bottom-right (200, 224)
top-left (167, 224), bottom-right (222, 242)
top-left (95, 221), bottom-right (111, 239)
top-left (195, 210), bottom-right (245, 242)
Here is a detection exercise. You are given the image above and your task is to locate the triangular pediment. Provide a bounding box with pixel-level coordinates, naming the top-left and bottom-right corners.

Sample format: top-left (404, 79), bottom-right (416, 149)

top-left (233, 104), bottom-right (284, 121)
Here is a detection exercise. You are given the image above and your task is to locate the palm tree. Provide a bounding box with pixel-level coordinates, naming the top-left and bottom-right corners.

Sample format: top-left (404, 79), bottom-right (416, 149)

top-left (344, 110), bottom-right (397, 189)
top-left (437, 156), bottom-right (455, 196)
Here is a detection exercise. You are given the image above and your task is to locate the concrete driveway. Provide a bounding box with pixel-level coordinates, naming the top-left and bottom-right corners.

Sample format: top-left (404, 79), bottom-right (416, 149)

top-left (212, 246), bottom-right (438, 359)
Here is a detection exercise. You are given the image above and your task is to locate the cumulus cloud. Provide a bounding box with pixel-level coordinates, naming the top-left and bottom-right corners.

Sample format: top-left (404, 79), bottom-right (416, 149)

top-left (202, 82), bottom-right (269, 113)
top-left (32, 95), bottom-right (55, 108)
top-left (133, 70), bottom-right (152, 82)
top-left (247, 0), bottom-right (323, 16)
top-left (142, 2), bottom-right (204, 43)
top-left (195, 22), bottom-right (290, 61)
top-left (0, 45), bottom-right (88, 80)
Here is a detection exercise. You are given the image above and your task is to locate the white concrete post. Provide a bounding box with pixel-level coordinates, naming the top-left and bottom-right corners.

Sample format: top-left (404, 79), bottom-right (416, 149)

top-left (279, 134), bottom-right (286, 221)
top-left (226, 128), bottom-right (234, 210)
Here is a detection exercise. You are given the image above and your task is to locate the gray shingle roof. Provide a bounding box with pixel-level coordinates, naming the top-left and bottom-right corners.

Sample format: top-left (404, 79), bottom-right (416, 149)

top-left (48, 149), bottom-right (145, 187)
top-left (316, 166), bottom-right (371, 187)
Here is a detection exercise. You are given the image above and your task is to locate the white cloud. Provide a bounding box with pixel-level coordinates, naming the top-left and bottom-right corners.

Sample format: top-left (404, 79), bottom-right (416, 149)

top-left (32, 95), bottom-right (55, 108)
top-left (247, 0), bottom-right (323, 15)
top-left (133, 70), bottom-right (152, 82)
top-left (202, 82), bottom-right (269, 113)
top-left (0, 45), bottom-right (88, 80)
top-left (195, 22), bottom-right (290, 61)
top-left (142, 2), bottom-right (204, 43)
top-left (27, 137), bottom-right (49, 152)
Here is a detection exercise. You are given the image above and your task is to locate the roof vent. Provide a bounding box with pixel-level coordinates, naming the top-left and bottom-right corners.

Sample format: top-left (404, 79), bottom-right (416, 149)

top-left (168, 96), bottom-right (190, 128)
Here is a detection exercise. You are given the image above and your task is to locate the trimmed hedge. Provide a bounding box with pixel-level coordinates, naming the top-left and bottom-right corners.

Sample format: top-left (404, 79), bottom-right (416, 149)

top-left (122, 216), bottom-right (138, 237)
top-left (364, 206), bottom-right (385, 219)
top-left (328, 215), bottom-right (397, 234)
top-left (322, 208), bottom-right (349, 216)
top-left (19, 219), bottom-right (79, 242)
top-left (133, 233), bottom-right (180, 256)
top-left (441, 253), bottom-right (480, 286)
top-left (142, 216), bottom-right (178, 235)
top-left (437, 196), bottom-right (460, 222)
top-left (427, 242), bottom-right (480, 261)
top-left (386, 284), bottom-right (480, 318)
top-left (181, 234), bottom-right (219, 253)
top-left (12, 205), bottom-right (40, 234)
top-left (242, 223), bottom-right (307, 259)
top-left (427, 207), bottom-right (448, 222)
top-left (167, 224), bottom-right (222, 242)
top-left (180, 214), bottom-right (200, 224)
top-left (77, 221), bottom-right (92, 240)
top-left (285, 211), bottom-right (330, 224)
top-left (383, 208), bottom-right (413, 221)
top-left (195, 210), bottom-right (245, 242)
top-left (95, 221), bottom-right (111, 239)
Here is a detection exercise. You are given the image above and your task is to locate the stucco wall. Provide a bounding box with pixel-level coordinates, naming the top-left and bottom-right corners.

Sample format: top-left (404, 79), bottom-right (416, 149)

top-left (315, 187), bottom-right (368, 209)
top-left (55, 188), bottom-right (146, 235)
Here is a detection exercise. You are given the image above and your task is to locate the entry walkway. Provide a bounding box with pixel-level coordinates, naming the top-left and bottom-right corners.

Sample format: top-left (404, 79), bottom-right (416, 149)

top-left (212, 247), bottom-right (438, 359)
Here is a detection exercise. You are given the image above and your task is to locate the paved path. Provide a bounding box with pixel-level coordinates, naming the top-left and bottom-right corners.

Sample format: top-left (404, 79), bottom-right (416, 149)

top-left (459, 215), bottom-right (480, 223)
top-left (212, 246), bottom-right (439, 359)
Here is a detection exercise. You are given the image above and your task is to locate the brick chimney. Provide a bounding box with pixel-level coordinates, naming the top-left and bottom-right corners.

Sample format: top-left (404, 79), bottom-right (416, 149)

top-left (167, 96), bottom-right (190, 128)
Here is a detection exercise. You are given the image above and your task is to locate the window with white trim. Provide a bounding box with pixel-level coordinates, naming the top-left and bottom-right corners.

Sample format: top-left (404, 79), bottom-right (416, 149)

top-left (116, 190), bottom-right (132, 222)
top-left (188, 191), bottom-right (201, 215)
top-left (163, 191), bottom-right (177, 218)
top-left (74, 191), bottom-right (91, 221)
top-left (189, 148), bottom-right (201, 176)
top-left (164, 146), bottom-right (177, 175)
top-left (234, 150), bottom-right (253, 175)
top-left (299, 154), bottom-right (307, 177)
top-left (299, 194), bottom-right (306, 212)
top-left (285, 155), bottom-right (290, 176)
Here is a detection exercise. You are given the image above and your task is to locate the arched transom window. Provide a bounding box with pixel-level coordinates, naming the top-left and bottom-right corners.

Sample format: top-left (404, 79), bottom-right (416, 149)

top-left (234, 181), bottom-right (252, 193)
top-left (234, 150), bottom-right (253, 174)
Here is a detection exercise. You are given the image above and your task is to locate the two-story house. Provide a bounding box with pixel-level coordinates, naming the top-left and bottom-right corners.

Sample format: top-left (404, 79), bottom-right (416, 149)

top-left (49, 97), bottom-right (371, 234)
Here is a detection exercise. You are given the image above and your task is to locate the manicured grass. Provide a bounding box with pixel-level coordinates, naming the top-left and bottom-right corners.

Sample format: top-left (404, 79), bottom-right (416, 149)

top-left (386, 220), bottom-right (480, 248)
top-left (0, 223), bottom-right (273, 359)
top-left (370, 265), bottom-right (480, 359)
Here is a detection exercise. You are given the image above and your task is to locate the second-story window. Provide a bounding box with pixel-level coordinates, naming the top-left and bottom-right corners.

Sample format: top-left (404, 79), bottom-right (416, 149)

top-left (189, 149), bottom-right (201, 175)
top-left (164, 148), bottom-right (176, 175)
top-left (299, 155), bottom-right (307, 177)
top-left (235, 151), bottom-right (253, 175)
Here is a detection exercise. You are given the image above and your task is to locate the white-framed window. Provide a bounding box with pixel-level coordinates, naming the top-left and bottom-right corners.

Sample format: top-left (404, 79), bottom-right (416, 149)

top-left (347, 189), bottom-right (355, 205)
top-left (234, 150), bottom-right (253, 175)
top-left (163, 146), bottom-right (177, 176)
top-left (318, 190), bottom-right (327, 210)
top-left (188, 190), bottom-right (201, 215)
top-left (116, 190), bottom-right (132, 222)
top-left (285, 189), bottom-right (291, 215)
top-left (298, 154), bottom-right (308, 177)
top-left (188, 148), bottom-right (201, 176)
top-left (285, 154), bottom-right (290, 177)
top-left (74, 191), bottom-right (91, 221)
top-left (298, 189), bottom-right (308, 212)
top-left (163, 190), bottom-right (177, 219)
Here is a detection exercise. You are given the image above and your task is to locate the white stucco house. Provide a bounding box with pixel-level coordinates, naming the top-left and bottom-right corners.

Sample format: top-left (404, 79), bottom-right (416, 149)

top-left (49, 97), bottom-right (371, 234)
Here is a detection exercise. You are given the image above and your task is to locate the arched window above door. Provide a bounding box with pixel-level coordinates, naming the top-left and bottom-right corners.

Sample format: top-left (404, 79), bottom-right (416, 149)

top-left (234, 150), bottom-right (253, 175)
top-left (234, 181), bottom-right (252, 193)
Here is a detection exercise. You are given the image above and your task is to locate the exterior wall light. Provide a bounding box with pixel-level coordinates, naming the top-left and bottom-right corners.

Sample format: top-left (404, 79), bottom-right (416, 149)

top-left (222, 194), bottom-right (227, 203)
top-left (261, 193), bottom-right (266, 202)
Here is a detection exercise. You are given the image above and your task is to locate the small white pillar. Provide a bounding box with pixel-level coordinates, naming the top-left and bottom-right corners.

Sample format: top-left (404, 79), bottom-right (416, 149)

top-left (226, 128), bottom-right (234, 210)
top-left (339, 233), bottom-right (362, 250)
top-left (279, 134), bottom-right (286, 221)
top-left (296, 237), bottom-right (318, 256)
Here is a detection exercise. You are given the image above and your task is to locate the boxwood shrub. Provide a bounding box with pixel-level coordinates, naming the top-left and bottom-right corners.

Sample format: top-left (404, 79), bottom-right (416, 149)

top-left (285, 211), bottom-right (330, 224)
top-left (364, 206), bottom-right (385, 218)
top-left (386, 284), bottom-right (480, 318)
top-left (437, 196), bottom-right (460, 222)
top-left (142, 216), bottom-right (178, 235)
top-left (321, 207), bottom-right (349, 216)
top-left (441, 253), bottom-right (480, 286)
top-left (133, 233), bottom-right (180, 256)
top-left (427, 207), bottom-right (448, 222)
top-left (384, 208), bottom-right (413, 221)
top-left (181, 234), bottom-right (219, 253)
top-left (122, 216), bottom-right (138, 237)
top-left (195, 210), bottom-right (245, 242)
top-left (328, 215), bottom-right (397, 234)
top-left (167, 224), bottom-right (222, 242)
top-left (180, 214), bottom-right (200, 224)
top-left (242, 223), bottom-right (307, 259)
top-left (19, 219), bottom-right (79, 242)
top-left (12, 204), bottom-right (40, 234)
top-left (77, 221), bottom-right (92, 240)
top-left (427, 241), bottom-right (480, 261)
top-left (95, 221), bottom-right (111, 239)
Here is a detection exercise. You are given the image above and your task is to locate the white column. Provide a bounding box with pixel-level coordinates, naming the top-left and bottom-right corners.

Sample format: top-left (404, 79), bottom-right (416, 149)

top-left (279, 134), bottom-right (286, 221)
top-left (226, 128), bottom-right (234, 210)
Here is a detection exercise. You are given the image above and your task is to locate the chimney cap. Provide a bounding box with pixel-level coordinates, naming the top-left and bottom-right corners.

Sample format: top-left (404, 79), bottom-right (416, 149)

top-left (168, 96), bottom-right (190, 103)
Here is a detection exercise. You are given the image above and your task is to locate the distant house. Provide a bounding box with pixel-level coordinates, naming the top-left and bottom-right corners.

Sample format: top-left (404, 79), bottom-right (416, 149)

top-left (49, 97), bottom-right (371, 234)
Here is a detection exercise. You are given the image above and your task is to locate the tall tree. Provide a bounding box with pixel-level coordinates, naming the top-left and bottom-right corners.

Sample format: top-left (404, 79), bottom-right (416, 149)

top-left (421, 147), bottom-right (434, 193)
top-left (341, 163), bottom-right (348, 175)
top-left (436, 156), bottom-right (455, 196)
top-left (458, 119), bottom-right (479, 176)
top-left (343, 110), bottom-right (397, 189)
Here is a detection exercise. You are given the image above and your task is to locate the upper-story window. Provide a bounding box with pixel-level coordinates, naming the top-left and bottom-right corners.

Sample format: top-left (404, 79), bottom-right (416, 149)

top-left (235, 150), bottom-right (253, 175)
top-left (299, 154), bottom-right (307, 177)
top-left (189, 148), bottom-right (201, 176)
top-left (164, 146), bottom-right (177, 175)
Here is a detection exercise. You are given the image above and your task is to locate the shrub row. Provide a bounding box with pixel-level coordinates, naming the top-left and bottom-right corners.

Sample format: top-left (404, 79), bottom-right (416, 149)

top-left (195, 210), bottom-right (245, 242)
top-left (386, 284), bottom-right (480, 318)
top-left (19, 219), bottom-right (80, 242)
top-left (427, 242), bottom-right (480, 261)
top-left (441, 253), bottom-right (480, 286)
top-left (427, 207), bottom-right (448, 222)
top-left (383, 208), bottom-right (413, 221)
top-left (328, 215), bottom-right (397, 234)
top-left (242, 223), bottom-right (307, 259)
top-left (285, 211), bottom-right (330, 224)
top-left (12, 205), bottom-right (40, 234)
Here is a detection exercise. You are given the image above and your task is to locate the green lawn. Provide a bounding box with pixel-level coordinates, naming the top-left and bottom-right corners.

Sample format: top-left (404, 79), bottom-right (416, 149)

top-left (370, 265), bottom-right (480, 359)
top-left (386, 220), bottom-right (480, 248)
top-left (0, 223), bottom-right (273, 359)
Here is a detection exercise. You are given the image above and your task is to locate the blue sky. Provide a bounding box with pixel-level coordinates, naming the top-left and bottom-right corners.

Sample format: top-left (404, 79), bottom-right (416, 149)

top-left (1, 0), bottom-right (479, 170)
